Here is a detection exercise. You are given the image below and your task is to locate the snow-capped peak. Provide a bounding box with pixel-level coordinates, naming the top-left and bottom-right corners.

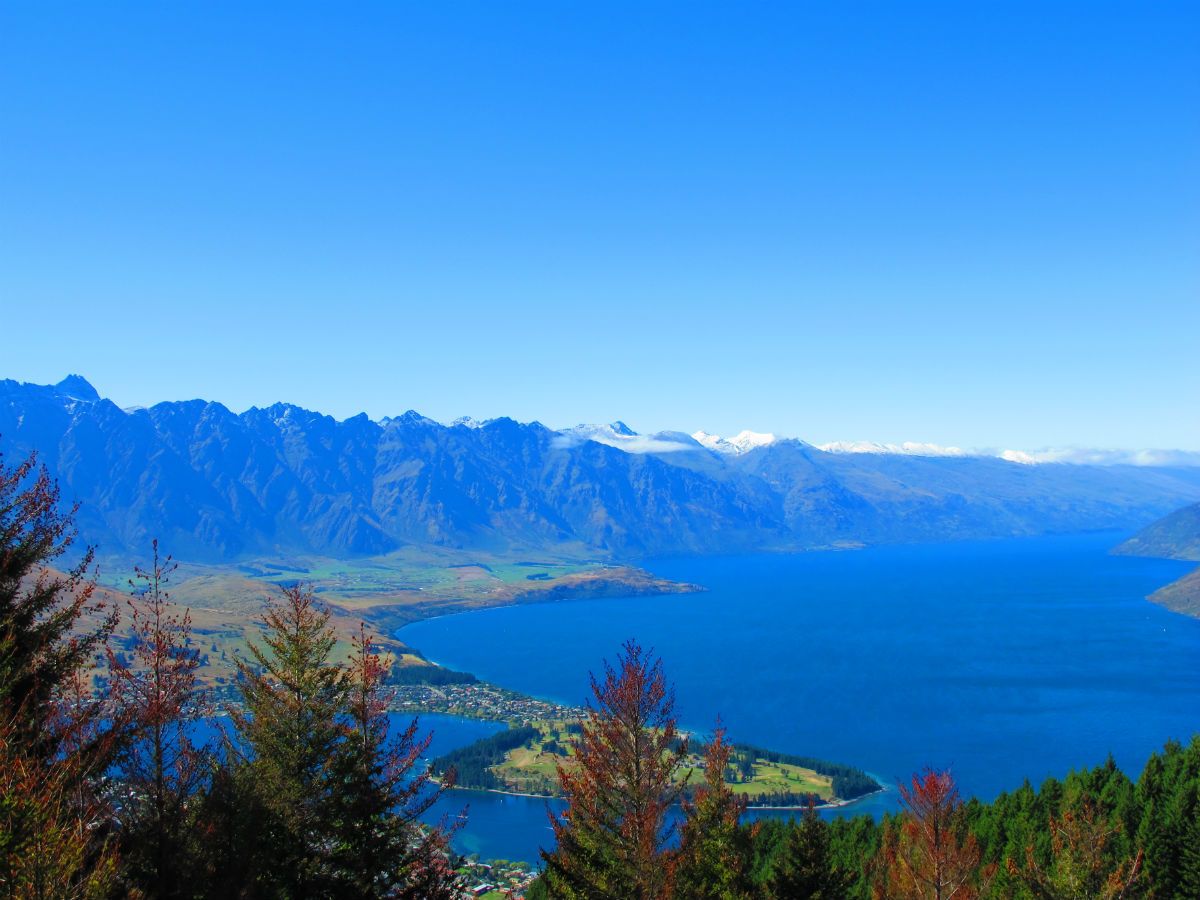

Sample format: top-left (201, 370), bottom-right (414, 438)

top-left (691, 430), bottom-right (724, 451)
top-left (729, 430), bottom-right (777, 452)
top-left (450, 416), bottom-right (485, 429)
top-left (691, 430), bottom-right (777, 455)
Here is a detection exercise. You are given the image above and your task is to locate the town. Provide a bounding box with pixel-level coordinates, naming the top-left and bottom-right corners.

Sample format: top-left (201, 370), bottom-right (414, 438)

top-left (389, 680), bottom-right (581, 726)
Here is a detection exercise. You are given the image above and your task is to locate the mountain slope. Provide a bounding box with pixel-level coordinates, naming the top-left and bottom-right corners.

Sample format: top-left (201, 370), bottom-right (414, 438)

top-left (3, 376), bottom-right (1200, 565)
top-left (1113, 502), bottom-right (1200, 561)
top-left (1112, 501), bottom-right (1200, 618)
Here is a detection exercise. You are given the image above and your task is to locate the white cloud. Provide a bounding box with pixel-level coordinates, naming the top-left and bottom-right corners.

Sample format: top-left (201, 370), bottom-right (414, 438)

top-left (818, 440), bottom-right (968, 458)
top-left (995, 447), bottom-right (1200, 467)
top-left (554, 424), bottom-right (698, 454)
top-left (822, 441), bottom-right (1200, 467)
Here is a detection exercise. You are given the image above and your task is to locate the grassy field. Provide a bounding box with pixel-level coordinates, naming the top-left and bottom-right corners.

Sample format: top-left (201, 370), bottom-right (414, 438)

top-left (480, 721), bottom-right (837, 803)
top-left (724, 761), bottom-right (833, 801)
top-left (87, 544), bottom-right (698, 692)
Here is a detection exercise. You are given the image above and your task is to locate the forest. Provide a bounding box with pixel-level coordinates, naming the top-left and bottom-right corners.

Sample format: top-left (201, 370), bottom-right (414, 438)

top-left (3, 444), bottom-right (1198, 899)
top-left (430, 725), bottom-right (541, 790)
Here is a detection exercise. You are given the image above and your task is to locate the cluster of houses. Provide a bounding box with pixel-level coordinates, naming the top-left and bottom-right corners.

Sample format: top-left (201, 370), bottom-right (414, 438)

top-left (391, 680), bottom-right (579, 726)
top-left (455, 858), bottom-right (537, 898)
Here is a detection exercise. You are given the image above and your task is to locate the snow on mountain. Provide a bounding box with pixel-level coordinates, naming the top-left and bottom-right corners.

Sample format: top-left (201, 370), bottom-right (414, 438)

top-left (729, 430), bottom-right (778, 453)
top-left (692, 430), bottom-right (778, 455)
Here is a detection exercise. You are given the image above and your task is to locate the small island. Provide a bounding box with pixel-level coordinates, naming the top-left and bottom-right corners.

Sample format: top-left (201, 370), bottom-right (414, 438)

top-left (427, 718), bottom-right (882, 809)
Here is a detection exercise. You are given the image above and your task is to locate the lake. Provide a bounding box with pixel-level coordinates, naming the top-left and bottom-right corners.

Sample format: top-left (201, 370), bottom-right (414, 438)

top-left (410, 532), bottom-right (1200, 862)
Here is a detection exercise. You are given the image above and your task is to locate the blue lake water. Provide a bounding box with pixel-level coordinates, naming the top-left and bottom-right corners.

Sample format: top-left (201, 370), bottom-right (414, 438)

top-left (410, 533), bottom-right (1200, 863)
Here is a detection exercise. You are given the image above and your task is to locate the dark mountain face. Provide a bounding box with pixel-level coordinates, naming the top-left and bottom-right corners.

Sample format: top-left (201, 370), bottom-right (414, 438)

top-left (3, 376), bottom-right (1200, 564)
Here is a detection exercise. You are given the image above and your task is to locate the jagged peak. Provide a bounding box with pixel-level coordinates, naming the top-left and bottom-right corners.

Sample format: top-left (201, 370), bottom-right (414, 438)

top-left (55, 374), bottom-right (100, 402)
top-left (395, 409), bottom-right (438, 426)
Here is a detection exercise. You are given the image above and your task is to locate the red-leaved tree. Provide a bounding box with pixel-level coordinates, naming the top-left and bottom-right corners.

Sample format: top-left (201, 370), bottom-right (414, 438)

top-left (108, 540), bottom-right (209, 897)
top-left (542, 640), bottom-right (689, 900)
top-left (875, 768), bottom-right (991, 900)
top-left (674, 724), bottom-right (757, 900)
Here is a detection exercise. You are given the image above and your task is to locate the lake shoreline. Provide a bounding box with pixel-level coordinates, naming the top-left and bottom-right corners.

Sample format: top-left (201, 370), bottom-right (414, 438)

top-left (438, 777), bottom-right (888, 811)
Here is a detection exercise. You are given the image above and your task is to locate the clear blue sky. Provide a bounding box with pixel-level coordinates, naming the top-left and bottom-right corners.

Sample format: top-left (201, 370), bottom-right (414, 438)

top-left (2, 2), bottom-right (1197, 449)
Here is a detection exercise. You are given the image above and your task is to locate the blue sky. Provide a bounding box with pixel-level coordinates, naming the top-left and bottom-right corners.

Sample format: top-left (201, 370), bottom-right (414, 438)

top-left (1, 2), bottom-right (1197, 449)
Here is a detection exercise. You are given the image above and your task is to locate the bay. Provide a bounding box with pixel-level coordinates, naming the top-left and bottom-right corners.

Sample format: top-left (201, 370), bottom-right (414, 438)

top-left (412, 533), bottom-right (1200, 862)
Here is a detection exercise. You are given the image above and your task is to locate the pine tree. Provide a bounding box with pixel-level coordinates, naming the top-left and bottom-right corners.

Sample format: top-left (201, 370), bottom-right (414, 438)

top-left (0, 447), bottom-right (116, 753)
top-left (675, 725), bottom-right (757, 900)
top-left (769, 801), bottom-right (854, 899)
top-left (0, 446), bottom-right (121, 897)
top-left (228, 583), bottom-right (348, 896)
top-left (327, 623), bottom-right (461, 899)
top-left (542, 640), bottom-right (689, 900)
top-left (108, 541), bottom-right (209, 898)
top-left (1007, 800), bottom-right (1144, 899)
top-left (0, 719), bottom-right (119, 900)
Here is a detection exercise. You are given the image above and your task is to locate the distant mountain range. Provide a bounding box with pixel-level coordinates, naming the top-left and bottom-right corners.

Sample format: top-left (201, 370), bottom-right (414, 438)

top-left (4, 375), bottom-right (1200, 565)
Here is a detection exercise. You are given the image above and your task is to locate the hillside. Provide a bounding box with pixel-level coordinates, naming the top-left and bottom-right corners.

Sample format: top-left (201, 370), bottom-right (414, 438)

top-left (5, 375), bottom-right (1200, 567)
top-left (1113, 501), bottom-right (1200, 617)
top-left (1113, 501), bottom-right (1200, 561)
top-left (1149, 567), bottom-right (1200, 618)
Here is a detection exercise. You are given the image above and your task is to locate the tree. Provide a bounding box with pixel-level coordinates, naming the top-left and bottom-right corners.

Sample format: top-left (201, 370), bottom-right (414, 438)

top-left (1008, 801), bottom-right (1144, 899)
top-left (1136, 737), bottom-right (1200, 898)
top-left (0, 719), bottom-right (119, 900)
top-left (108, 540), bottom-right (209, 898)
top-left (227, 583), bottom-right (349, 896)
top-left (0, 447), bottom-right (115, 753)
top-left (0, 446), bottom-right (121, 897)
top-left (874, 769), bottom-right (990, 900)
top-left (327, 623), bottom-right (461, 899)
top-left (542, 640), bottom-right (689, 900)
top-left (769, 801), bottom-right (854, 900)
top-left (675, 725), bottom-right (757, 900)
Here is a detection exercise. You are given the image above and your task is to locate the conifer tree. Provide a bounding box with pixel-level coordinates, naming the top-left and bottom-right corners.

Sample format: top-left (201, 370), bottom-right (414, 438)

top-left (0, 446), bottom-right (121, 897)
top-left (1135, 737), bottom-right (1200, 898)
top-left (769, 801), bottom-right (854, 900)
top-left (327, 623), bottom-right (460, 899)
top-left (542, 640), bottom-right (689, 900)
top-left (675, 725), bottom-right (757, 900)
top-left (0, 720), bottom-right (119, 900)
top-left (1007, 800), bottom-right (1144, 900)
top-left (108, 541), bottom-right (209, 898)
top-left (228, 583), bottom-right (348, 896)
top-left (0, 447), bottom-right (115, 753)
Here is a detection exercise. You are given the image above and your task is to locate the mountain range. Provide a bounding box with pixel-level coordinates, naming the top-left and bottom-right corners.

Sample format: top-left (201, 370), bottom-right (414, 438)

top-left (4, 375), bottom-right (1200, 565)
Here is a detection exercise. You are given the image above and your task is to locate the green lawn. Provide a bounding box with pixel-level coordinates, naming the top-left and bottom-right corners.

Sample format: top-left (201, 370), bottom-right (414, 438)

top-left (487, 721), bottom-right (835, 802)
